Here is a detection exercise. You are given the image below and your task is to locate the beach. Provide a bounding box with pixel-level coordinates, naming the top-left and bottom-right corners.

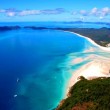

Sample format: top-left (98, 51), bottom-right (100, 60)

top-left (66, 32), bottom-right (110, 94)
top-left (67, 56), bottom-right (110, 92)
top-left (64, 31), bottom-right (110, 52)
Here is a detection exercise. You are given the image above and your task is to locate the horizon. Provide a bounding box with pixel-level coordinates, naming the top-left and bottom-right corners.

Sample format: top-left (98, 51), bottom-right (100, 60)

top-left (0, 1), bottom-right (110, 110)
top-left (0, 21), bottom-right (110, 23)
top-left (0, 0), bottom-right (110, 22)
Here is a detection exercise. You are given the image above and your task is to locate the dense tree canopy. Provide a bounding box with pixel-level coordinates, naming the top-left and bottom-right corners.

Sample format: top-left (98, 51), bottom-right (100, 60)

top-left (57, 77), bottom-right (110, 110)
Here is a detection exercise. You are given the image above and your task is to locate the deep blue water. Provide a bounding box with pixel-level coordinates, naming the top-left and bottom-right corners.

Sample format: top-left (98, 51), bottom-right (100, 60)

top-left (0, 27), bottom-right (103, 110)
top-left (0, 22), bottom-right (110, 28)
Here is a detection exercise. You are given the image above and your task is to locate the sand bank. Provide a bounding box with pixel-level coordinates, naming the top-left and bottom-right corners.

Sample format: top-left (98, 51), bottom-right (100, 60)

top-left (67, 55), bottom-right (110, 93)
top-left (64, 31), bottom-right (110, 94)
top-left (74, 32), bottom-right (110, 52)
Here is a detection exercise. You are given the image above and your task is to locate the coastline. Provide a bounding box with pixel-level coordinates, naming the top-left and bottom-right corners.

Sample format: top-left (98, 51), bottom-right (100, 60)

top-left (62, 31), bottom-right (110, 95)
top-left (63, 31), bottom-right (110, 52)
top-left (67, 56), bottom-right (110, 93)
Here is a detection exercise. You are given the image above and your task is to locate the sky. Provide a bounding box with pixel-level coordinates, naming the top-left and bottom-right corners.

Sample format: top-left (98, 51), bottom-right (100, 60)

top-left (0, 0), bottom-right (110, 22)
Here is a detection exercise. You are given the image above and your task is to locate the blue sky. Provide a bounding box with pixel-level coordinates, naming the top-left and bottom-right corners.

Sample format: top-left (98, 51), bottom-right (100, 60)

top-left (0, 0), bottom-right (110, 22)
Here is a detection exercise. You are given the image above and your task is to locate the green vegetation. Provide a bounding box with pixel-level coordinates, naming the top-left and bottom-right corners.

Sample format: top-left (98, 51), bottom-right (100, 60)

top-left (57, 27), bottom-right (110, 46)
top-left (57, 77), bottom-right (110, 110)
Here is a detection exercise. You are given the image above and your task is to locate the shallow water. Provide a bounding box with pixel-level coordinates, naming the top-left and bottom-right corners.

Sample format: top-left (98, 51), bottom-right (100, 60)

top-left (0, 29), bottom-right (109, 110)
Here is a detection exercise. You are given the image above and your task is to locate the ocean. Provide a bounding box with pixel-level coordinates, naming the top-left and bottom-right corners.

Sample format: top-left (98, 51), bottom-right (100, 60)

top-left (0, 21), bottom-right (110, 28)
top-left (0, 22), bottom-right (109, 110)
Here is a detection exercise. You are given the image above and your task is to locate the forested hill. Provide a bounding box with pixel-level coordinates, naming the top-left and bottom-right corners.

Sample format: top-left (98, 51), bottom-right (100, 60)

top-left (56, 77), bottom-right (110, 110)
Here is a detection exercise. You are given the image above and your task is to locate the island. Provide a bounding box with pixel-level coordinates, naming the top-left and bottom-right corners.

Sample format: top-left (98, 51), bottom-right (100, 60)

top-left (0, 26), bottom-right (21, 31)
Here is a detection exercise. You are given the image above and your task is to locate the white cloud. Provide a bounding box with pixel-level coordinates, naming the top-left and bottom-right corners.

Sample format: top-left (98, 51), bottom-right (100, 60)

top-left (0, 7), bottom-right (110, 20)
top-left (41, 8), bottom-right (65, 14)
top-left (7, 12), bottom-right (16, 16)
top-left (101, 7), bottom-right (110, 16)
top-left (99, 16), bottom-right (104, 19)
top-left (0, 8), bottom-right (66, 17)
top-left (90, 7), bottom-right (110, 17)
top-left (71, 7), bottom-right (110, 20)
top-left (80, 10), bottom-right (88, 16)
top-left (90, 7), bottom-right (98, 15)
top-left (102, 7), bottom-right (109, 12)
top-left (19, 10), bottom-right (41, 16)
top-left (70, 7), bottom-right (110, 22)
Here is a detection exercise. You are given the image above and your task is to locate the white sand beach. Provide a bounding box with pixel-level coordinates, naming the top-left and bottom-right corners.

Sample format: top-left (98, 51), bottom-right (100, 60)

top-left (66, 31), bottom-right (110, 94)
top-left (64, 31), bottom-right (110, 52)
top-left (72, 32), bottom-right (110, 52)
top-left (67, 56), bottom-right (110, 93)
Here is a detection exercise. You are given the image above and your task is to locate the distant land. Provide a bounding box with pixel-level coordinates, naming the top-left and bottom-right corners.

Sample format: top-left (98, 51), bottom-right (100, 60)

top-left (56, 27), bottom-right (110, 47)
top-left (60, 21), bottom-right (110, 26)
top-left (0, 26), bottom-right (110, 47)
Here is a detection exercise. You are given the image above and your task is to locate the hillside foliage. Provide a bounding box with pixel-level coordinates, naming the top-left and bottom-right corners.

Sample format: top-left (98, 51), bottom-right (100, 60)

top-left (57, 77), bottom-right (110, 110)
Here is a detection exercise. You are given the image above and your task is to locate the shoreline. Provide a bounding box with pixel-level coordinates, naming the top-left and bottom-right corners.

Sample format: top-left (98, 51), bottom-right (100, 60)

top-left (67, 56), bottom-right (110, 93)
top-left (63, 30), bottom-right (110, 52)
top-left (62, 31), bottom-right (110, 95)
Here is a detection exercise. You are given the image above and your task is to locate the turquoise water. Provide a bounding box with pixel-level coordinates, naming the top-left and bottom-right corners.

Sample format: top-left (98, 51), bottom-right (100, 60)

top-left (0, 28), bottom-right (106, 110)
